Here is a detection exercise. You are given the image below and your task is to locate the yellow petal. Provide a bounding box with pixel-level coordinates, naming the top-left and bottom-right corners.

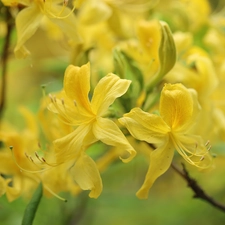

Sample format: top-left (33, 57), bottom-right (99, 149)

top-left (53, 124), bottom-right (97, 163)
top-left (137, 20), bottom-right (161, 63)
top-left (160, 83), bottom-right (195, 131)
top-left (188, 55), bottom-right (218, 97)
top-left (78, 0), bottom-right (112, 25)
top-left (5, 178), bottom-right (21, 202)
top-left (136, 140), bottom-right (174, 199)
top-left (119, 108), bottom-right (170, 144)
top-left (19, 107), bottom-right (38, 136)
top-left (93, 117), bottom-right (136, 163)
top-left (48, 91), bottom-right (93, 126)
top-left (63, 63), bottom-right (93, 115)
top-left (1, 0), bottom-right (30, 7)
top-left (91, 73), bottom-right (131, 116)
top-left (48, 5), bottom-right (82, 44)
top-left (14, 5), bottom-right (43, 58)
top-left (70, 153), bottom-right (103, 198)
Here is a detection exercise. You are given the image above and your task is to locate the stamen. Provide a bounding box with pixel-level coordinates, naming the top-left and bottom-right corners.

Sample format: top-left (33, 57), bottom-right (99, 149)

top-left (43, 0), bottom-right (77, 20)
top-left (35, 151), bottom-right (45, 163)
top-left (53, 96), bottom-right (57, 103)
top-left (49, 94), bottom-right (54, 103)
top-left (49, 95), bottom-right (76, 125)
top-left (10, 147), bottom-right (50, 174)
top-left (44, 185), bottom-right (67, 202)
top-left (29, 156), bottom-right (34, 163)
top-left (25, 152), bottom-right (29, 159)
top-left (205, 140), bottom-right (211, 151)
top-left (200, 156), bottom-right (205, 161)
top-left (38, 141), bottom-right (42, 149)
top-left (169, 135), bottom-right (212, 169)
top-left (205, 140), bottom-right (210, 146)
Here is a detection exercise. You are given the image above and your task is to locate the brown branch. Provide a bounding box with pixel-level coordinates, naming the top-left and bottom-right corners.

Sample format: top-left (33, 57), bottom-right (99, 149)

top-left (0, 5), bottom-right (14, 119)
top-left (171, 163), bottom-right (225, 213)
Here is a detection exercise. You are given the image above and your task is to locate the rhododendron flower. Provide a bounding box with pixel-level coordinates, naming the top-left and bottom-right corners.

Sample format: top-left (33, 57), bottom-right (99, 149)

top-left (48, 62), bottom-right (136, 198)
top-left (119, 83), bottom-right (212, 199)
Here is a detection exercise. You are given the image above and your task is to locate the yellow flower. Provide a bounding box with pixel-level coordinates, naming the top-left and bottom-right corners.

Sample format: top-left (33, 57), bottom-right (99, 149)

top-left (0, 108), bottom-right (40, 201)
top-left (119, 83), bottom-right (212, 199)
top-left (6, 0), bottom-right (81, 58)
top-left (48, 62), bottom-right (136, 198)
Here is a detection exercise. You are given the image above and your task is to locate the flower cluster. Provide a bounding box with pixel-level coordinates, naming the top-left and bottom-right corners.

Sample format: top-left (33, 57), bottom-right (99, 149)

top-left (0, 0), bottom-right (224, 206)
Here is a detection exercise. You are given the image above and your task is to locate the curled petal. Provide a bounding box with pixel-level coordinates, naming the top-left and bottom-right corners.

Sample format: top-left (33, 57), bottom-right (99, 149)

top-left (70, 153), bottom-right (103, 198)
top-left (136, 140), bottom-right (174, 199)
top-left (119, 107), bottom-right (170, 144)
top-left (5, 178), bottom-right (21, 202)
top-left (93, 117), bottom-right (136, 163)
top-left (91, 73), bottom-right (131, 116)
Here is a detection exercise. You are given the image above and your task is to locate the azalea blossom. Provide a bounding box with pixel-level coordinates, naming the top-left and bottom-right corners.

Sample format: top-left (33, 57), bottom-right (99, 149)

top-left (0, 108), bottom-right (40, 201)
top-left (2, 0), bottom-right (81, 58)
top-left (48, 62), bottom-right (136, 198)
top-left (119, 83), bottom-right (212, 199)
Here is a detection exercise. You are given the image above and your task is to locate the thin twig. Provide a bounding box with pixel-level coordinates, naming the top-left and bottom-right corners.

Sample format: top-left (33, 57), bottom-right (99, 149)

top-left (171, 163), bottom-right (225, 213)
top-left (0, 5), bottom-right (14, 119)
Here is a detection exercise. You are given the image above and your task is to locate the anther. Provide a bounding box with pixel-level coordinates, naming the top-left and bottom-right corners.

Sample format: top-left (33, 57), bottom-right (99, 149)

top-left (25, 152), bottom-right (29, 158)
top-left (200, 156), bottom-right (205, 161)
top-left (35, 151), bottom-right (40, 159)
top-left (49, 94), bottom-right (54, 103)
top-left (205, 140), bottom-right (210, 146)
top-left (38, 142), bottom-right (42, 149)
top-left (74, 100), bottom-right (77, 107)
top-left (29, 156), bottom-right (34, 163)
top-left (207, 145), bottom-right (211, 151)
top-left (42, 157), bottom-right (46, 162)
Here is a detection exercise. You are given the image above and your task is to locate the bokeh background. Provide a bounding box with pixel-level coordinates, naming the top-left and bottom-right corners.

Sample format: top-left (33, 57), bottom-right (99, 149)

top-left (1, 0), bottom-right (225, 224)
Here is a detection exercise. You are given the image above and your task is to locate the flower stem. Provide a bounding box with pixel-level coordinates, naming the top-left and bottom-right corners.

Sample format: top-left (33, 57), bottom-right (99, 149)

top-left (0, 5), bottom-right (14, 119)
top-left (171, 163), bottom-right (225, 213)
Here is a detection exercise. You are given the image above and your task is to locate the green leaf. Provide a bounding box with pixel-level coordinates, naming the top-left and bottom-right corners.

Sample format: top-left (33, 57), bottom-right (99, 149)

top-left (113, 48), bottom-right (144, 111)
top-left (21, 183), bottom-right (43, 225)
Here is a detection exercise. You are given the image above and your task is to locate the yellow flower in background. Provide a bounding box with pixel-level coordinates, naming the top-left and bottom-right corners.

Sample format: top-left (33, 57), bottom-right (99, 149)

top-left (3, 0), bottom-right (82, 58)
top-left (48, 62), bottom-right (136, 198)
top-left (119, 83), bottom-right (212, 199)
top-left (120, 20), bottom-right (162, 78)
top-left (0, 108), bottom-right (40, 201)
